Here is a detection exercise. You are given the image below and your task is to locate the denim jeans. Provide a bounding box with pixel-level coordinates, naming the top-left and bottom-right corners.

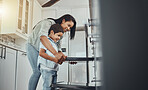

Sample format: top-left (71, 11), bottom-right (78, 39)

top-left (40, 69), bottom-right (57, 90)
top-left (26, 43), bottom-right (41, 90)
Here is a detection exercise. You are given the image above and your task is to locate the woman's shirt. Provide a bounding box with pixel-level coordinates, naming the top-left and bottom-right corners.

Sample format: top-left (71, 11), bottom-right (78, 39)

top-left (27, 19), bottom-right (62, 51)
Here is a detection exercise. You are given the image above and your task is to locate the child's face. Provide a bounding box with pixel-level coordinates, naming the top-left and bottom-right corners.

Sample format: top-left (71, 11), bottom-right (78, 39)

top-left (50, 32), bottom-right (63, 42)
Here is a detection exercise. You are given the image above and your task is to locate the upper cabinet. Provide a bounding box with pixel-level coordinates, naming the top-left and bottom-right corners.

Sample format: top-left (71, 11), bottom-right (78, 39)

top-left (0, 0), bottom-right (33, 40)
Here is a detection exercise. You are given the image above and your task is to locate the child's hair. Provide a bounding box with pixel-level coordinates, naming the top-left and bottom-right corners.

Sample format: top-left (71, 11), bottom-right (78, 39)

top-left (48, 24), bottom-right (64, 35)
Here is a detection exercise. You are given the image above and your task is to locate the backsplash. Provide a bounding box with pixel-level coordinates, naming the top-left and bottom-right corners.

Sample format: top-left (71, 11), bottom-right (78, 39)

top-left (0, 34), bottom-right (21, 49)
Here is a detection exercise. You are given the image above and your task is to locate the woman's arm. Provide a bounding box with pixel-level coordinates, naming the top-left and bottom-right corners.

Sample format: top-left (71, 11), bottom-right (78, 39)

top-left (39, 48), bottom-right (59, 63)
top-left (40, 36), bottom-right (63, 61)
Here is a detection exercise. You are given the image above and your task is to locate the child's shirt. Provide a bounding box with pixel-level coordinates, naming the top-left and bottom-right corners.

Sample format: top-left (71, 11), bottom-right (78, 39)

top-left (37, 37), bottom-right (59, 71)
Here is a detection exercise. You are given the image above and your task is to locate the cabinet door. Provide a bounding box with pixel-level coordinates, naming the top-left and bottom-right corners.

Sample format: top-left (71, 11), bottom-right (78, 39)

top-left (0, 45), bottom-right (5, 90)
top-left (1, 0), bottom-right (32, 40)
top-left (24, 0), bottom-right (29, 34)
top-left (0, 47), bottom-right (16, 90)
top-left (16, 51), bottom-right (32, 90)
top-left (18, 0), bottom-right (30, 34)
top-left (0, 57), bottom-right (5, 90)
top-left (18, 0), bottom-right (24, 30)
top-left (16, 51), bottom-right (44, 90)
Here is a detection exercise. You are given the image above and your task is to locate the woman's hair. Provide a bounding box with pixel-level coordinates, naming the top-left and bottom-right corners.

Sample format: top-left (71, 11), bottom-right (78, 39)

top-left (48, 14), bottom-right (76, 39)
top-left (48, 24), bottom-right (64, 35)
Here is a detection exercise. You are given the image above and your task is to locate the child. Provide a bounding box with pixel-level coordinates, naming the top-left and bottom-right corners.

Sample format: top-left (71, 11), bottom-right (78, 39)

top-left (37, 24), bottom-right (64, 90)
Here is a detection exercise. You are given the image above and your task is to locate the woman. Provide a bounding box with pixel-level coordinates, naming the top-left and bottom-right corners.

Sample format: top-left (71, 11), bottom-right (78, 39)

top-left (26, 14), bottom-right (76, 90)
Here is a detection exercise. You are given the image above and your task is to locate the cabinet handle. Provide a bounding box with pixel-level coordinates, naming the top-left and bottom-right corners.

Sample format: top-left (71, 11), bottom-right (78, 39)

top-left (22, 52), bottom-right (27, 56)
top-left (0, 46), bottom-right (6, 59)
top-left (3, 46), bottom-right (6, 59)
top-left (91, 79), bottom-right (101, 82)
top-left (0, 46), bottom-right (3, 59)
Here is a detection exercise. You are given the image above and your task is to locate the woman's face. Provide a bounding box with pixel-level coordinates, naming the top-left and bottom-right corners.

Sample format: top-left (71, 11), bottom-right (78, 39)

top-left (61, 19), bottom-right (74, 32)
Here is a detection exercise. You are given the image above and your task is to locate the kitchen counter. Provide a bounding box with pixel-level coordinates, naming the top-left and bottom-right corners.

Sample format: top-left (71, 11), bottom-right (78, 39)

top-left (0, 42), bottom-right (26, 53)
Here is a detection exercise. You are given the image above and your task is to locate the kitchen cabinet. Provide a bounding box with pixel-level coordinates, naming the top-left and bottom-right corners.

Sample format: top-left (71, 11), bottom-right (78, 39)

top-left (16, 51), bottom-right (32, 90)
top-left (0, 46), bottom-right (17, 90)
top-left (0, 0), bottom-right (32, 40)
top-left (0, 45), bottom-right (5, 90)
top-left (0, 43), bottom-right (32, 90)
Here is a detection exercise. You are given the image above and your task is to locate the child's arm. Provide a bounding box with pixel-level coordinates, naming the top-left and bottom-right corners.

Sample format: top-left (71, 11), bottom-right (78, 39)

top-left (39, 48), bottom-right (59, 63)
top-left (40, 36), bottom-right (64, 61)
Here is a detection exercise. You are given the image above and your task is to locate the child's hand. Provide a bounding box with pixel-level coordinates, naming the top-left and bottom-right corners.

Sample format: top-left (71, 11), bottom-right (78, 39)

top-left (58, 56), bottom-right (67, 65)
top-left (58, 56), bottom-right (64, 65)
top-left (54, 53), bottom-right (63, 62)
top-left (57, 51), bottom-right (67, 65)
top-left (53, 57), bottom-right (64, 64)
top-left (58, 51), bottom-right (67, 60)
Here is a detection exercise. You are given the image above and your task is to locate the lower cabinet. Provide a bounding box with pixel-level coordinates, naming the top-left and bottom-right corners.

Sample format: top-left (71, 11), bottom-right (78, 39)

top-left (0, 45), bottom-right (32, 90)
top-left (16, 51), bottom-right (32, 90)
top-left (0, 47), bottom-right (16, 90)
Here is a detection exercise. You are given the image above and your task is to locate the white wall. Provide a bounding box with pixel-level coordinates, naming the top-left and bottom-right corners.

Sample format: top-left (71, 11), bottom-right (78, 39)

top-left (32, 0), bottom-right (42, 27)
top-left (71, 7), bottom-right (90, 27)
top-left (42, 6), bottom-right (90, 27)
top-left (42, 8), bottom-right (57, 19)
